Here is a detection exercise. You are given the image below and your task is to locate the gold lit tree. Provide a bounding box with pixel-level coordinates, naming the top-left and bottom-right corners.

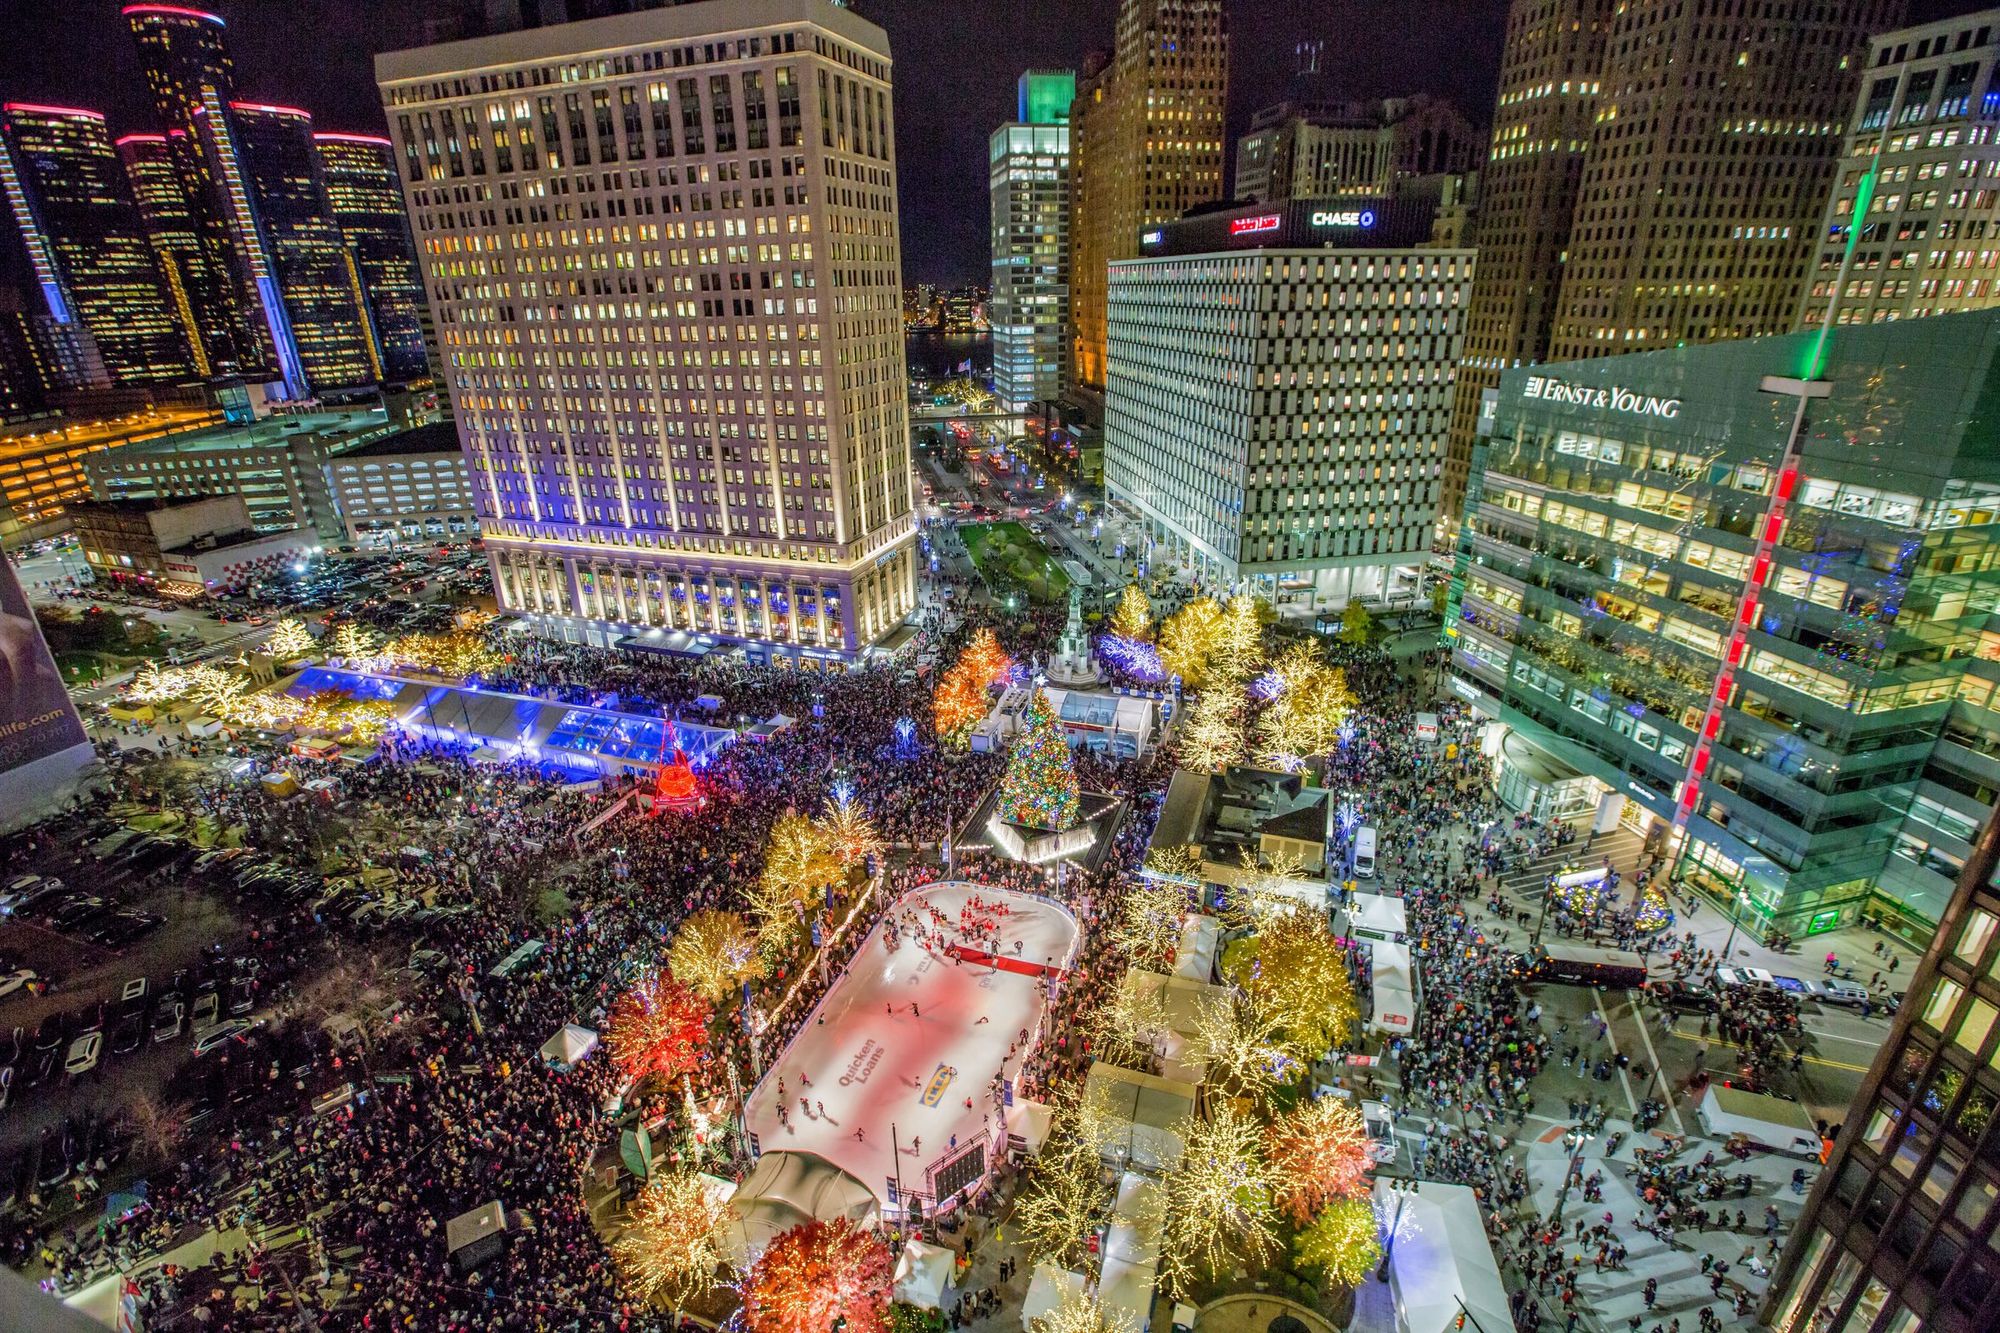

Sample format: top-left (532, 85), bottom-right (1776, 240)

top-left (1255, 641), bottom-right (1356, 768)
top-left (1156, 597), bottom-right (1223, 687)
top-left (328, 622), bottom-right (381, 661)
top-left (1176, 681), bottom-right (1246, 772)
top-left (610, 1170), bottom-right (731, 1316)
top-left (1184, 988), bottom-right (1293, 1101)
top-left (1108, 584), bottom-right (1152, 640)
top-left (667, 909), bottom-right (764, 1002)
top-left (1239, 910), bottom-right (1360, 1059)
top-left (1292, 1197), bottom-right (1382, 1287)
top-left (1158, 1103), bottom-right (1277, 1297)
top-left (1012, 1086), bottom-right (1114, 1275)
top-left (263, 618), bottom-right (315, 661)
top-left (1094, 970), bottom-right (1176, 1070)
top-left (1031, 1291), bottom-right (1136, 1333)
top-left (1114, 872), bottom-right (1193, 970)
top-left (814, 790), bottom-right (885, 869)
top-left (1213, 593), bottom-right (1267, 682)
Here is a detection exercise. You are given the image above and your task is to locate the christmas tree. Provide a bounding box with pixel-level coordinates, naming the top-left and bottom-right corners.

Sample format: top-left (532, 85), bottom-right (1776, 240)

top-left (997, 686), bottom-right (1082, 832)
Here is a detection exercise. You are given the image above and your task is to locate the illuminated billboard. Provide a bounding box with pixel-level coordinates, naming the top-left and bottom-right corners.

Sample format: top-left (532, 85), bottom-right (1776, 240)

top-left (0, 551), bottom-right (90, 790)
top-left (1228, 213), bottom-right (1282, 236)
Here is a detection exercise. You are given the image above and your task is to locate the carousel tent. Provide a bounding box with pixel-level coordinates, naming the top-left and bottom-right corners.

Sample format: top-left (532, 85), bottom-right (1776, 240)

top-left (1173, 913), bottom-right (1221, 981)
top-left (893, 1239), bottom-right (955, 1310)
top-left (1007, 1098), bottom-right (1055, 1156)
top-left (721, 1151), bottom-right (878, 1268)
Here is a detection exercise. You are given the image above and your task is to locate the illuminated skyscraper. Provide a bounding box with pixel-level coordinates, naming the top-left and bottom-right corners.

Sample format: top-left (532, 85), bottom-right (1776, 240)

top-left (1067, 0), bottom-right (1227, 406)
top-left (989, 71), bottom-right (1072, 414)
top-left (0, 103), bottom-right (195, 385)
top-left (1441, 0), bottom-right (1901, 539)
top-left (313, 133), bottom-right (430, 383)
top-left (118, 132), bottom-right (222, 377)
top-left (376, 0), bottom-right (916, 656)
top-left (223, 104), bottom-right (376, 391)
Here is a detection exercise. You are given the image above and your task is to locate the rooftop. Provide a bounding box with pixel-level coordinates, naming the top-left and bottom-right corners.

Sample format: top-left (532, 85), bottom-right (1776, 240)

top-left (0, 405), bottom-right (225, 463)
top-left (70, 494), bottom-right (233, 516)
top-left (114, 409), bottom-right (396, 458)
top-left (162, 525), bottom-right (307, 556)
top-left (333, 421), bottom-right (464, 459)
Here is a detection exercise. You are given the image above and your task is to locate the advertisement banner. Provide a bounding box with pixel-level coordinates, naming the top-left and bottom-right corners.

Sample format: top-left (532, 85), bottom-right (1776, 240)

top-left (0, 552), bottom-right (89, 776)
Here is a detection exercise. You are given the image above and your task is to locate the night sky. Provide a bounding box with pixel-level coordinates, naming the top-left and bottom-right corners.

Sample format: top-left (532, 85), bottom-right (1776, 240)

top-left (0, 1), bottom-right (1986, 285)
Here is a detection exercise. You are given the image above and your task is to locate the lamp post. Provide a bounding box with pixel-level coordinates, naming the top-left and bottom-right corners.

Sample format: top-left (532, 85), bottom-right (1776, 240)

top-left (1715, 885), bottom-right (1754, 977)
top-left (1551, 1129), bottom-right (1593, 1225)
top-left (1375, 1180), bottom-right (1412, 1282)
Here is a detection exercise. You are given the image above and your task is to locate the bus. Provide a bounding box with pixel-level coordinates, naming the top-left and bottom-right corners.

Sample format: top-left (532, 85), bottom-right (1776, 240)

top-left (1352, 826), bottom-right (1377, 878)
top-left (1527, 942), bottom-right (1649, 989)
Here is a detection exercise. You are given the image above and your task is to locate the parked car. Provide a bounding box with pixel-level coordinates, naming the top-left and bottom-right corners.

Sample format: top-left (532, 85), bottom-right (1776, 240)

top-left (110, 1011), bottom-right (145, 1056)
top-left (226, 978), bottom-right (256, 1017)
top-left (63, 1031), bottom-right (102, 1077)
top-left (1714, 965), bottom-right (1779, 992)
top-left (0, 969), bottom-right (40, 1000)
top-left (1819, 977), bottom-right (1871, 1007)
top-left (86, 911), bottom-right (164, 949)
top-left (49, 896), bottom-right (107, 931)
top-left (1650, 979), bottom-right (1721, 1013)
top-left (191, 1021), bottom-right (252, 1056)
top-left (190, 991), bottom-right (221, 1030)
top-left (152, 997), bottom-right (185, 1044)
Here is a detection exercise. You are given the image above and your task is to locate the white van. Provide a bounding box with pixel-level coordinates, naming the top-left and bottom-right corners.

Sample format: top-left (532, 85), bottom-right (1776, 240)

top-left (1353, 826), bottom-right (1378, 878)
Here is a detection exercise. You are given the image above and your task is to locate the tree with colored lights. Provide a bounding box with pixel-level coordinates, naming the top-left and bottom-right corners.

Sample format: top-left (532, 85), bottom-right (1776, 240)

top-left (1109, 584), bottom-right (1152, 640)
top-left (1159, 1103), bottom-right (1277, 1297)
top-left (1292, 1197), bottom-right (1382, 1287)
top-left (327, 622), bottom-right (380, 661)
top-left (961, 625), bottom-right (1013, 686)
top-left (668, 909), bottom-right (763, 1002)
top-left (611, 1170), bottom-right (731, 1316)
top-left (1157, 596), bottom-right (1223, 687)
top-left (996, 686), bottom-right (1081, 831)
top-left (1255, 642), bottom-right (1356, 768)
top-left (606, 973), bottom-right (712, 1087)
top-left (932, 660), bottom-right (991, 748)
top-left (1115, 872), bottom-right (1193, 970)
top-left (1176, 681), bottom-right (1246, 772)
top-left (263, 618), bottom-right (314, 661)
top-left (1237, 910), bottom-right (1360, 1060)
top-left (741, 1217), bottom-right (893, 1333)
top-left (1264, 1097), bottom-right (1376, 1226)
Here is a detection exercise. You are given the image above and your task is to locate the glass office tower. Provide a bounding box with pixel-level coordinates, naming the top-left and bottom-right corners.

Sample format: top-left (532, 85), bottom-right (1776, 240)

top-left (0, 104), bottom-right (194, 384)
top-left (312, 133), bottom-right (429, 384)
top-left (1446, 309), bottom-right (2000, 937)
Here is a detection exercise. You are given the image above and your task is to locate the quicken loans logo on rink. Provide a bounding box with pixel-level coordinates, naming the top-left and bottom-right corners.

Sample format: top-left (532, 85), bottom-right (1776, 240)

top-left (1523, 375), bottom-right (1682, 419)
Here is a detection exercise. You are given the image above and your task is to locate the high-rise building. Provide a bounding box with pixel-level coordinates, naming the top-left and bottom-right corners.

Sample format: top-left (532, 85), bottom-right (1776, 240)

top-left (1803, 10), bottom-right (2000, 329)
top-left (1763, 811), bottom-right (2000, 1333)
top-left (1105, 197), bottom-right (1472, 610)
top-left (117, 133), bottom-right (220, 377)
top-left (989, 70), bottom-right (1073, 415)
top-left (122, 2), bottom-right (276, 381)
top-left (1067, 0), bottom-right (1227, 405)
top-left (0, 103), bottom-right (196, 387)
top-left (1441, 0), bottom-right (1901, 541)
top-left (375, 0), bottom-right (916, 657)
top-left (1443, 308), bottom-right (2000, 939)
top-left (314, 133), bottom-right (431, 383)
top-left (1233, 95), bottom-right (1480, 206)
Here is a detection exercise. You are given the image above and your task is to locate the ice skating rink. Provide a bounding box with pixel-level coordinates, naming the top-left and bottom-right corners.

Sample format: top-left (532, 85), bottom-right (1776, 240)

top-left (744, 881), bottom-right (1079, 1208)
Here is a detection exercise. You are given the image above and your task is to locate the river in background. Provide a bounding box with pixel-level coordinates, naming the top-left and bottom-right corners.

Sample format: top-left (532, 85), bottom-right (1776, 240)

top-left (905, 330), bottom-right (991, 380)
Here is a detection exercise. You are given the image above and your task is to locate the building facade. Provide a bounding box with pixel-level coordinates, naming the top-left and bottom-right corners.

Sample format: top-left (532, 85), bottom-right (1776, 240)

top-left (0, 404), bottom-right (225, 551)
top-left (989, 71), bottom-right (1073, 415)
top-left (1804, 9), bottom-right (2000, 329)
top-left (1105, 198), bottom-right (1472, 612)
top-left (71, 491), bottom-right (315, 592)
top-left (326, 421), bottom-right (476, 547)
top-left (1443, 0), bottom-right (1899, 541)
top-left (1232, 95), bottom-right (1480, 206)
top-left (0, 104), bottom-right (195, 386)
top-left (375, 0), bottom-right (917, 657)
top-left (1067, 0), bottom-right (1228, 404)
top-left (1444, 309), bottom-right (2000, 938)
top-left (117, 132), bottom-right (221, 377)
top-left (1762, 813), bottom-right (2000, 1333)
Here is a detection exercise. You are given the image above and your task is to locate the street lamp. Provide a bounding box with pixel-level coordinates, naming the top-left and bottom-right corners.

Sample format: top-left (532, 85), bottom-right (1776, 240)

top-left (1551, 1129), bottom-right (1594, 1224)
top-left (1716, 885), bottom-right (1754, 976)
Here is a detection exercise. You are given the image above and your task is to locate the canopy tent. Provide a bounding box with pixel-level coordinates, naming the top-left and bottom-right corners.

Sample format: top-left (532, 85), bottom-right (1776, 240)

top-left (1007, 1098), bottom-right (1055, 1156)
top-left (1367, 939), bottom-right (1418, 1037)
top-left (1347, 892), bottom-right (1408, 941)
top-left (893, 1239), bottom-right (956, 1310)
top-left (538, 1023), bottom-right (599, 1070)
top-left (721, 1151), bottom-right (879, 1269)
top-left (445, 1200), bottom-right (508, 1273)
top-left (1020, 1264), bottom-right (1088, 1330)
top-left (1084, 1062), bottom-right (1195, 1174)
top-left (1172, 913), bottom-right (1221, 981)
top-left (1376, 1179), bottom-right (1511, 1333)
top-left (1098, 1173), bottom-right (1162, 1333)
top-left (1127, 969), bottom-right (1231, 1085)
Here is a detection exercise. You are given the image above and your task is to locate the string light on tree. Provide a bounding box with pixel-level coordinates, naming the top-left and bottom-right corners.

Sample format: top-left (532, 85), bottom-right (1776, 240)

top-left (740, 1217), bottom-right (893, 1333)
top-left (995, 685), bottom-right (1082, 832)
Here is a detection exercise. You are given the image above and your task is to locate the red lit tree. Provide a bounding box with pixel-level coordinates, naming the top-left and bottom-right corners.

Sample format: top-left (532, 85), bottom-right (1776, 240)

top-left (1263, 1097), bottom-right (1376, 1226)
top-left (606, 973), bottom-right (713, 1086)
top-left (742, 1217), bottom-right (893, 1333)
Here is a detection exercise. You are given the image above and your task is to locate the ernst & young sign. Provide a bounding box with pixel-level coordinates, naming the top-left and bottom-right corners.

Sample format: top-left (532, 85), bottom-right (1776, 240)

top-left (1522, 375), bottom-right (1681, 419)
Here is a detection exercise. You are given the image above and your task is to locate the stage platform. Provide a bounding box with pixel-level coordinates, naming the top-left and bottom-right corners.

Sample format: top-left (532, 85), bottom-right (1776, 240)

top-left (744, 881), bottom-right (1080, 1212)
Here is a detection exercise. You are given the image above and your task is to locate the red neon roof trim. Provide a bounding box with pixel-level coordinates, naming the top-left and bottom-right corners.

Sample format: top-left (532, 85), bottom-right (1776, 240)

top-left (312, 132), bottom-right (392, 146)
top-left (121, 5), bottom-right (226, 25)
top-left (230, 102), bottom-right (312, 119)
top-left (116, 133), bottom-right (169, 146)
top-left (3, 103), bottom-right (108, 120)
